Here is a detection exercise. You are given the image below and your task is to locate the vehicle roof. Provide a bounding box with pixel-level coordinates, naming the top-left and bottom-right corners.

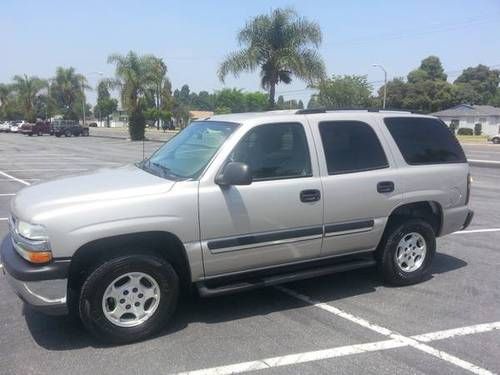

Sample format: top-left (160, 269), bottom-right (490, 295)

top-left (205, 109), bottom-right (436, 125)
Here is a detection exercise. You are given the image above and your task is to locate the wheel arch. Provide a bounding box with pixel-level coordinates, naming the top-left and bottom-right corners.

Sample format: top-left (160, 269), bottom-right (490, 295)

top-left (67, 231), bottom-right (192, 295)
top-left (386, 200), bottom-right (443, 236)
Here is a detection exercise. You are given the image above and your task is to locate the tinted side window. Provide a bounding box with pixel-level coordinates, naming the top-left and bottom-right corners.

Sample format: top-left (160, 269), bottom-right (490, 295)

top-left (384, 117), bottom-right (466, 165)
top-left (230, 123), bottom-right (312, 180)
top-left (319, 121), bottom-right (389, 175)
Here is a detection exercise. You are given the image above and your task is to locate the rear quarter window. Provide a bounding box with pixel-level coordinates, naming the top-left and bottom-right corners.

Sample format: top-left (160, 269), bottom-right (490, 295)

top-left (384, 117), bottom-right (466, 165)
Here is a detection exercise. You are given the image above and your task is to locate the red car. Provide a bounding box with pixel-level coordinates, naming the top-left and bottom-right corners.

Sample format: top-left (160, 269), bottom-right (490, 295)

top-left (20, 121), bottom-right (53, 136)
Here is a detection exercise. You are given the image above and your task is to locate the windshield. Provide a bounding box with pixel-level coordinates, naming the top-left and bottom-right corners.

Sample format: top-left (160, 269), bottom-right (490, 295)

top-left (141, 121), bottom-right (238, 180)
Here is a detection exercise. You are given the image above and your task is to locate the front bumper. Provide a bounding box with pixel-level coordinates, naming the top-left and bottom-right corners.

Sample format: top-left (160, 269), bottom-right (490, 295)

top-left (1, 235), bottom-right (69, 315)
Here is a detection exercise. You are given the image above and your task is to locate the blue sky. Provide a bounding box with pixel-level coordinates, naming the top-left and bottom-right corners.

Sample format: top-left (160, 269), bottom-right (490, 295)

top-left (2, 0), bottom-right (500, 105)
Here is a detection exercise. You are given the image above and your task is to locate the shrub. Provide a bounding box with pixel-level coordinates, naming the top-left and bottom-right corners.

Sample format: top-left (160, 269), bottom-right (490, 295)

top-left (457, 127), bottom-right (473, 136)
top-left (474, 123), bottom-right (482, 136)
top-left (128, 109), bottom-right (145, 140)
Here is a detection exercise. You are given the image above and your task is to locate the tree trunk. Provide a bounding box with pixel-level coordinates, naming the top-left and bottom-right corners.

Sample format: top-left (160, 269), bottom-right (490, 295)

top-left (269, 81), bottom-right (276, 109)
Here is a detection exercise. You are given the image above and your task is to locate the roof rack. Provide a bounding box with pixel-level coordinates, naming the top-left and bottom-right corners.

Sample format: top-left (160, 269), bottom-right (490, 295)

top-left (295, 107), bottom-right (413, 114)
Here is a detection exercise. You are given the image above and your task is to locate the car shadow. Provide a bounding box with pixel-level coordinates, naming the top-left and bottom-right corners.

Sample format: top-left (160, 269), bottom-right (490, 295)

top-left (24, 252), bottom-right (466, 351)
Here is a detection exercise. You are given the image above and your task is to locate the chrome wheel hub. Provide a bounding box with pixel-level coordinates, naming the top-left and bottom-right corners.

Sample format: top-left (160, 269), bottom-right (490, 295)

top-left (102, 272), bottom-right (161, 327)
top-left (394, 232), bottom-right (427, 272)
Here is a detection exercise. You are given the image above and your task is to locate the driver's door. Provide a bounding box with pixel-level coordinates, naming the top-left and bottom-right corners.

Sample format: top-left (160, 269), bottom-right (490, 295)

top-left (198, 122), bottom-right (324, 277)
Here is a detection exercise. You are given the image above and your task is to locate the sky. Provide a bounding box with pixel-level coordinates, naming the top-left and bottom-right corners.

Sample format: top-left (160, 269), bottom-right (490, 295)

top-left (1, 0), bottom-right (500, 105)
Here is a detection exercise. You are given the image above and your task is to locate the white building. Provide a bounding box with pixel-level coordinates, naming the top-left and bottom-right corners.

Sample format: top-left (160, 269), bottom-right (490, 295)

top-left (432, 104), bottom-right (500, 137)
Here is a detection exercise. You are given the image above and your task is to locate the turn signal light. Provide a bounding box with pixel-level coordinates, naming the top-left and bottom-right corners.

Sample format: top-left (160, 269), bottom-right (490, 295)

top-left (27, 251), bottom-right (53, 264)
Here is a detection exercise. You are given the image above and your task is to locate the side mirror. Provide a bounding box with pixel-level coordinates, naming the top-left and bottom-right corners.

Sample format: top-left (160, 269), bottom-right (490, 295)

top-left (215, 162), bottom-right (252, 186)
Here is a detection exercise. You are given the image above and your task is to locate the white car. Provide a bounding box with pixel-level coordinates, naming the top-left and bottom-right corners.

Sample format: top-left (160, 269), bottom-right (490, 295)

top-left (488, 134), bottom-right (500, 144)
top-left (9, 121), bottom-right (24, 133)
top-left (0, 122), bottom-right (11, 132)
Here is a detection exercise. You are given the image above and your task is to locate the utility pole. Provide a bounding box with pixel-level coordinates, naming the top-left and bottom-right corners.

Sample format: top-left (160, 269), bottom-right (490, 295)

top-left (372, 64), bottom-right (387, 109)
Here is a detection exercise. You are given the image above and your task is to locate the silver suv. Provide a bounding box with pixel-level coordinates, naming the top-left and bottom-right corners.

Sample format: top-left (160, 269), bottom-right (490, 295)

top-left (1, 109), bottom-right (473, 343)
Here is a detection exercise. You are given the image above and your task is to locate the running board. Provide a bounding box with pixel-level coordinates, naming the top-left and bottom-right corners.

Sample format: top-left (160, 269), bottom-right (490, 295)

top-left (197, 259), bottom-right (376, 297)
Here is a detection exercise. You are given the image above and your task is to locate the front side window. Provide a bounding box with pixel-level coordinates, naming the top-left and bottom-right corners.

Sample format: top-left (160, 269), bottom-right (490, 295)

top-left (230, 122), bottom-right (312, 180)
top-left (143, 121), bottom-right (238, 180)
top-left (319, 121), bottom-right (389, 175)
top-left (385, 117), bottom-right (466, 165)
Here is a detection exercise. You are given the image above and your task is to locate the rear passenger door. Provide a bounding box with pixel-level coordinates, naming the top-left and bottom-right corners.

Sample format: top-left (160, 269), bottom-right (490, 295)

top-left (308, 116), bottom-right (402, 257)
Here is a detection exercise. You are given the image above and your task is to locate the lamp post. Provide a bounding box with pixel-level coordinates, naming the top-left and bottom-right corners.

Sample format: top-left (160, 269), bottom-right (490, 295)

top-left (372, 64), bottom-right (387, 109)
top-left (81, 71), bottom-right (103, 126)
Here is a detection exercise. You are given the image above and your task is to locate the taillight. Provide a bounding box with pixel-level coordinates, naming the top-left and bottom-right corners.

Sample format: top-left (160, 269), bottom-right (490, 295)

top-left (466, 173), bottom-right (472, 205)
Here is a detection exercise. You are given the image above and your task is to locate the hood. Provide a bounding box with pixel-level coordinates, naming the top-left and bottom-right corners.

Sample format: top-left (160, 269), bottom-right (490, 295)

top-left (12, 165), bottom-right (176, 221)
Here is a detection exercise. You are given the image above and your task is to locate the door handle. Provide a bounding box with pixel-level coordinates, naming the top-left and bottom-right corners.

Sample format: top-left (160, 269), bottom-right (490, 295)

top-left (377, 181), bottom-right (395, 193)
top-left (300, 189), bottom-right (321, 202)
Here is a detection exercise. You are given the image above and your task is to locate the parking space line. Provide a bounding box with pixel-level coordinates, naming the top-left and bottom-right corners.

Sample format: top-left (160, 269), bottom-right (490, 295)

top-left (3, 168), bottom-right (88, 172)
top-left (0, 193), bottom-right (16, 196)
top-left (174, 321), bottom-right (500, 375)
top-left (0, 170), bottom-right (31, 185)
top-left (468, 159), bottom-right (500, 165)
top-left (0, 218), bottom-right (8, 221)
top-left (276, 286), bottom-right (493, 375)
top-left (454, 228), bottom-right (500, 234)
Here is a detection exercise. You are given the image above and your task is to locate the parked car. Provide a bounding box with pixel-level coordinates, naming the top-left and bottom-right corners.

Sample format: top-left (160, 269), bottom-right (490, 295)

top-left (20, 120), bottom-right (53, 136)
top-left (488, 134), bottom-right (500, 144)
top-left (9, 120), bottom-right (24, 133)
top-left (52, 119), bottom-right (89, 137)
top-left (88, 122), bottom-right (98, 127)
top-left (1, 110), bottom-right (473, 344)
top-left (0, 121), bottom-right (10, 132)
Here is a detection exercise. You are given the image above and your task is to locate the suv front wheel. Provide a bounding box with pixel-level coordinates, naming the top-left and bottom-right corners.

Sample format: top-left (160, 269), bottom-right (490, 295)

top-left (377, 219), bottom-right (436, 286)
top-left (78, 254), bottom-right (179, 344)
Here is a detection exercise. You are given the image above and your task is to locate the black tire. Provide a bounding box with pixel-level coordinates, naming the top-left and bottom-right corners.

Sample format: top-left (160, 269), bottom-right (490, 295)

top-left (78, 254), bottom-right (179, 344)
top-left (55, 133), bottom-right (61, 137)
top-left (377, 219), bottom-right (436, 286)
top-left (493, 138), bottom-right (500, 144)
top-left (28, 133), bottom-right (33, 136)
top-left (37, 131), bottom-right (42, 136)
top-left (64, 129), bottom-right (72, 137)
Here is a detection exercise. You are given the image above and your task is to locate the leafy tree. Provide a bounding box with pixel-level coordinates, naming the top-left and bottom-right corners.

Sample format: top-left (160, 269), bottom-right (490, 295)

top-left (454, 65), bottom-right (500, 104)
top-left (307, 94), bottom-right (321, 109)
top-left (94, 80), bottom-right (118, 126)
top-left (108, 51), bottom-right (155, 140)
top-left (474, 123), bottom-right (482, 136)
top-left (215, 88), bottom-right (246, 113)
top-left (315, 75), bottom-right (372, 108)
top-left (12, 74), bottom-right (46, 122)
top-left (245, 92), bottom-right (268, 111)
top-left (452, 83), bottom-right (482, 105)
top-left (50, 67), bottom-right (88, 120)
top-left (380, 78), bottom-right (407, 109)
top-left (298, 100), bottom-right (304, 109)
top-left (0, 83), bottom-right (20, 120)
top-left (144, 56), bottom-right (169, 129)
top-left (218, 7), bottom-right (326, 106)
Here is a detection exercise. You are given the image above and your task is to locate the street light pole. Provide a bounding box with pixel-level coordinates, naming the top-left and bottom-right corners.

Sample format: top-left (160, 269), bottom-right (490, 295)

top-left (372, 64), bottom-right (387, 109)
top-left (82, 71), bottom-right (103, 126)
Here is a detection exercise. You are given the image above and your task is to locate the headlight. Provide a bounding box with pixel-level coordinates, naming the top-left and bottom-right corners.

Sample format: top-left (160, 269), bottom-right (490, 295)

top-left (16, 220), bottom-right (49, 241)
top-left (10, 217), bottom-right (52, 264)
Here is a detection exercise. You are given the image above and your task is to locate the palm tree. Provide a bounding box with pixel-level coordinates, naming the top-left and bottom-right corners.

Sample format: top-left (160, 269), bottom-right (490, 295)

top-left (143, 55), bottom-right (169, 129)
top-left (107, 51), bottom-right (155, 140)
top-left (51, 67), bottom-right (88, 120)
top-left (218, 8), bottom-right (326, 107)
top-left (12, 74), bottom-right (46, 122)
top-left (0, 83), bottom-right (13, 119)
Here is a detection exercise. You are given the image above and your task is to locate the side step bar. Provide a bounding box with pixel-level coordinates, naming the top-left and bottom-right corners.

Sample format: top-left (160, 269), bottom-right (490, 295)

top-left (197, 259), bottom-right (376, 297)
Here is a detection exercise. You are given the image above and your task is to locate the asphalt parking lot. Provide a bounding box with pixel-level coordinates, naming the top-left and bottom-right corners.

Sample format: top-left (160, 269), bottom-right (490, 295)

top-left (0, 133), bottom-right (499, 375)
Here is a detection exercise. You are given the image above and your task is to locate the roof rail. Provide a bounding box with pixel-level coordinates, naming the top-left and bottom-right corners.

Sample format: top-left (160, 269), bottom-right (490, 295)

top-left (295, 108), bottom-right (326, 114)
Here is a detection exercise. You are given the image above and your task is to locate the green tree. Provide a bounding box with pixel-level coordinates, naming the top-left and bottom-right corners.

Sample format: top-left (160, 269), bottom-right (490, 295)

top-left (12, 74), bottom-right (46, 122)
top-left (379, 78), bottom-right (407, 109)
top-left (454, 65), bottom-right (500, 104)
top-left (245, 92), bottom-right (268, 111)
top-left (144, 56), bottom-right (169, 129)
top-left (94, 80), bottom-right (118, 127)
top-left (307, 94), bottom-right (321, 109)
top-left (50, 67), bottom-right (88, 120)
top-left (315, 75), bottom-right (373, 108)
top-left (218, 8), bottom-right (326, 106)
top-left (108, 51), bottom-right (155, 140)
top-left (215, 88), bottom-right (246, 113)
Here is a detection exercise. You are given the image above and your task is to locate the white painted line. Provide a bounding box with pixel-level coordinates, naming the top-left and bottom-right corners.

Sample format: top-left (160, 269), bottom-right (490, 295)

top-left (0, 170), bottom-right (31, 185)
top-left (0, 193), bottom-right (16, 196)
top-left (413, 322), bottom-right (500, 343)
top-left (454, 228), bottom-right (500, 234)
top-left (173, 321), bottom-right (500, 375)
top-left (277, 287), bottom-right (493, 375)
top-left (3, 168), bottom-right (88, 172)
top-left (0, 218), bottom-right (8, 221)
top-left (468, 159), bottom-right (500, 165)
top-left (0, 178), bottom-right (40, 182)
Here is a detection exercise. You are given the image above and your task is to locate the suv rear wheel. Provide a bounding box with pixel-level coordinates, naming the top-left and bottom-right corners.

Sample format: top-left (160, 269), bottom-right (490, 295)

top-left (78, 254), bottom-right (179, 344)
top-left (64, 129), bottom-right (72, 137)
top-left (377, 219), bottom-right (436, 285)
